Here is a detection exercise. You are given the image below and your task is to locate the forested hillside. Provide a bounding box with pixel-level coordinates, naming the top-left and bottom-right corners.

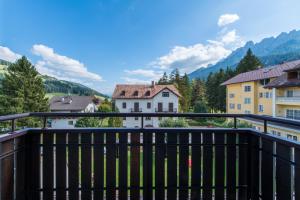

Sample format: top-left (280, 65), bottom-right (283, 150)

top-left (0, 60), bottom-right (107, 98)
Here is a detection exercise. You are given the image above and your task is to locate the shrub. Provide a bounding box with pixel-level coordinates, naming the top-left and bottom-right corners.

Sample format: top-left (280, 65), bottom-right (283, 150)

top-left (159, 118), bottom-right (188, 127)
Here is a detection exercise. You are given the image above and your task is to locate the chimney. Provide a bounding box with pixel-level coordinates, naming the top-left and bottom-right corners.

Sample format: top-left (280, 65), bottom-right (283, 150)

top-left (151, 81), bottom-right (155, 87)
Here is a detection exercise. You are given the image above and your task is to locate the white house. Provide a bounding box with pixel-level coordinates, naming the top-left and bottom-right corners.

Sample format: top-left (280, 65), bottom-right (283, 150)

top-left (49, 96), bottom-right (98, 128)
top-left (112, 82), bottom-right (181, 127)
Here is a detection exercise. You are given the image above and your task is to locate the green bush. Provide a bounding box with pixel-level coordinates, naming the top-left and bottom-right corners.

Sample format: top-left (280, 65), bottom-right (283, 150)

top-left (159, 118), bottom-right (188, 127)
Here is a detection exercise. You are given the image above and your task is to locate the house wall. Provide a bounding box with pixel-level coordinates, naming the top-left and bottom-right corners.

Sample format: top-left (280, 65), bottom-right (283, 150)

top-left (51, 118), bottom-right (78, 129)
top-left (50, 103), bottom-right (97, 128)
top-left (226, 79), bottom-right (300, 141)
top-left (115, 89), bottom-right (179, 128)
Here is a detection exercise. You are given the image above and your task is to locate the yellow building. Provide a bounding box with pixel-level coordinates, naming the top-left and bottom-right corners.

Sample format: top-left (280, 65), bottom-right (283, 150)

top-left (222, 60), bottom-right (300, 140)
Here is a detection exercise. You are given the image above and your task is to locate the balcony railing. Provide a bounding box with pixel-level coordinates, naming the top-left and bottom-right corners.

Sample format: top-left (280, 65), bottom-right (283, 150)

top-left (276, 96), bottom-right (300, 104)
top-left (155, 108), bottom-right (177, 113)
top-left (0, 113), bottom-right (300, 199)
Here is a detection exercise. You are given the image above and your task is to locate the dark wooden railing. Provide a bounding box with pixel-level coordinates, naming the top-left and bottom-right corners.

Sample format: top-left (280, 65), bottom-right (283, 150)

top-left (0, 113), bottom-right (300, 199)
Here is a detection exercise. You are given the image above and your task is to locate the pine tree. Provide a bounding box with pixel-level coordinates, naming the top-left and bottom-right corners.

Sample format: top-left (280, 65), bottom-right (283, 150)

top-left (0, 56), bottom-right (49, 115)
top-left (158, 72), bottom-right (169, 84)
top-left (191, 78), bottom-right (206, 107)
top-left (235, 49), bottom-right (262, 74)
top-left (178, 73), bottom-right (191, 112)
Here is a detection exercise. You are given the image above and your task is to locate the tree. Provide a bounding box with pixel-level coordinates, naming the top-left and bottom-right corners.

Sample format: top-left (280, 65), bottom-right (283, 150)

top-left (108, 105), bottom-right (122, 127)
top-left (235, 49), bottom-right (262, 74)
top-left (75, 117), bottom-right (100, 127)
top-left (178, 73), bottom-right (191, 112)
top-left (191, 78), bottom-right (206, 107)
top-left (98, 98), bottom-right (112, 112)
top-left (194, 100), bottom-right (208, 113)
top-left (0, 56), bottom-right (49, 115)
top-left (158, 72), bottom-right (169, 84)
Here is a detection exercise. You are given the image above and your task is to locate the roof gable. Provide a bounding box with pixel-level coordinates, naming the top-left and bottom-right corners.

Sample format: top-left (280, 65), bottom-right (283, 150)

top-left (112, 84), bottom-right (181, 99)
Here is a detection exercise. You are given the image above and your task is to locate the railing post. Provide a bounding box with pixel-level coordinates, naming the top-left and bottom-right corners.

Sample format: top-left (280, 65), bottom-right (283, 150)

top-left (234, 117), bottom-right (237, 129)
top-left (11, 119), bottom-right (15, 133)
top-left (42, 117), bottom-right (47, 129)
top-left (264, 120), bottom-right (268, 133)
top-left (141, 115), bottom-right (144, 128)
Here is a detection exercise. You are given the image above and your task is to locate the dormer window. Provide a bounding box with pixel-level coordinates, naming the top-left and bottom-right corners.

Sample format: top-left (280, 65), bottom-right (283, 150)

top-left (120, 90), bottom-right (125, 96)
top-left (145, 91), bottom-right (150, 96)
top-left (133, 90), bottom-right (138, 96)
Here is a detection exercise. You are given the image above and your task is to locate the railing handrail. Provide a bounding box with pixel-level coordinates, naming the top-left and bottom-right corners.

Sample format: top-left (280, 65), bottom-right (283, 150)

top-left (0, 112), bottom-right (300, 128)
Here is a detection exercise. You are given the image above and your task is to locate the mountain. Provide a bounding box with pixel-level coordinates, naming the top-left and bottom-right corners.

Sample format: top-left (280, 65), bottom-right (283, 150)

top-left (0, 61), bottom-right (107, 98)
top-left (189, 29), bottom-right (300, 79)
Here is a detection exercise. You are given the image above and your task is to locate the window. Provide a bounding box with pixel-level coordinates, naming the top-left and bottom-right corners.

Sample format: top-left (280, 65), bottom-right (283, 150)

top-left (265, 92), bottom-right (269, 98)
top-left (229, 93), bottom-right (235, 98)
top-left (245, 110), bottom-right (251, 114)
top-left (120, 90), bottom-right (125, 96)
top-left (68, 121), bottom-right (73, 125)
top-left (277, 132), bottom-right (281, 136)
top-left (162, 92), bottom-right (169, 97)
top-left (259, 93), bottom-right (263, 98)
top-left (145, 117), bottom-right (151, 120)
top-left (229, 103), bottom-right (235, 109)
top-left (122, 102), bottom-right (126, 109)
top-left (133, 90), bottom-right (139, 96)
top-left (260, 79), bottom-right (270, 86)
top-left (237, 104), bottom-right (241, 110)
top-left (286, 109), bottom-right (300, 120)
top-left (147, 102), bottom-right (151, 109)
top-left (258, 105), bottom-right (264, 112)
top-left (287, 109), bottom-right (294, 119)
top-left (244, 98), bottom-right (251, 104)
top-left (244, 86), bottom-right (251, 92)
top-left (287, 134), bottom-right (293, 140)
top-left (135, 117), bottom-right (139, 121)
top-left (272, 130), bottom-right (281, 136)
top-left (293, 136), bottom-right (298, 141)
top-left (287, 90), bottom-right (294, 97)
top-left (295, 110), bottom-right (300, 120)
top-left (145, 90), bottom-right (150, 96)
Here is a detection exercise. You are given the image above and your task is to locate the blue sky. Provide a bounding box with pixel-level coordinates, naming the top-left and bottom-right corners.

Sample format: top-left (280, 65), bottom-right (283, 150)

top-left (1, 0), bottom-right (300, 95)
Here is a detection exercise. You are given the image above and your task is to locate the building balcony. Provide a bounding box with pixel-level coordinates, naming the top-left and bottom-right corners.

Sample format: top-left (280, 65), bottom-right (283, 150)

top-left (276, 96), bottom-right (300, 105)
top-left (0, 112), bottom-right (300, 199)
top-left (155, 108), bottom-right (177, 113)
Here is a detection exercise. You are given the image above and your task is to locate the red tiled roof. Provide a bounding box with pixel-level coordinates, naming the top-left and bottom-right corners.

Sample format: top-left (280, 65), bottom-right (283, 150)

top-left (221, 60), bottom-right (300, 85)
top-left (112, 84), bottom-right (181, 99)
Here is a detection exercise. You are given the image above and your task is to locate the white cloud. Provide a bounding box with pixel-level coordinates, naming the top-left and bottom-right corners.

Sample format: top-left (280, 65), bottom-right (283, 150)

top-left (121, 77), bottom-right (151, 84)
top-left (220, 29), bottom-right (244, 48)
top-left (124, 69), bottom-right (163, 79)
top-left (218, 14), bottom-right (239, 27)
top-left (0, 46), bottom-right (22, 62)
top-left (149, 27), bottom-right (245, 74)
top-left (32, 44), bottom-right (103, 82)
top-left (151, 41), bottom-right (231, 74)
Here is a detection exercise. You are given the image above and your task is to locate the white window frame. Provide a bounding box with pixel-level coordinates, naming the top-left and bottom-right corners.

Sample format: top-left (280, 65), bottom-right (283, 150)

top-left (244, 98), bottom-right (251, 104)
top-left (258, 105), bottom-right (264, 112)
top-left (244, 86), bottom-right (251, 92)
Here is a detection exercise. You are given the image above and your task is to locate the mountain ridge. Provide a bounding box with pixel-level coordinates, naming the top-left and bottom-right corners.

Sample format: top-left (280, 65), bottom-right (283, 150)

top-left (188, 29), bottom-right (300, 79)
